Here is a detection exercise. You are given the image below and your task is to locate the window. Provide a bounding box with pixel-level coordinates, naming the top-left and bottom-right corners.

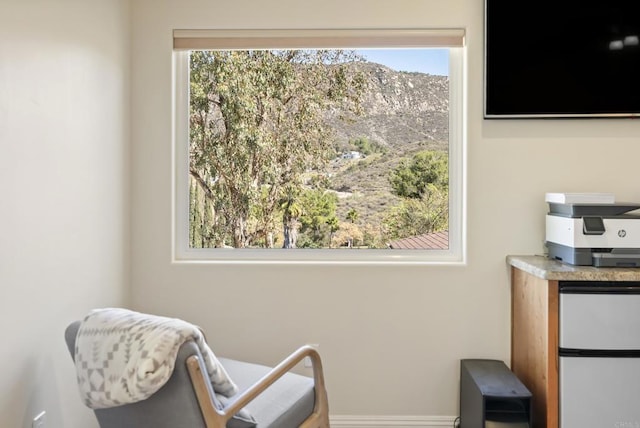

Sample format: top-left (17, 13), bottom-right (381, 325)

top-left (173, 29), bottom-right (466, 263)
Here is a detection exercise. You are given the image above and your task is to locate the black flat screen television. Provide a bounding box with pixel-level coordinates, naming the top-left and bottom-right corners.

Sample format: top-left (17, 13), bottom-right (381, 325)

top-left (484, 0), bottom-right (640, 118)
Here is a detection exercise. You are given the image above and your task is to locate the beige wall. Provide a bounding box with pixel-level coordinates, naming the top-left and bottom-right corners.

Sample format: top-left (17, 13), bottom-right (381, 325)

top-left (3, 0), bottom-right (640, 426)
top-left (0, 0), bottom-right (130, 426)
top-left (129, 0), bottom-right (640, 420)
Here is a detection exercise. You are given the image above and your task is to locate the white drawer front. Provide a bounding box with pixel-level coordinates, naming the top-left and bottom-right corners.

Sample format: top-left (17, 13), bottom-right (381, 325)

top-left (560, 357), bottom-right (640, 428)
top-left (560, 292), bottom-right (640, 350)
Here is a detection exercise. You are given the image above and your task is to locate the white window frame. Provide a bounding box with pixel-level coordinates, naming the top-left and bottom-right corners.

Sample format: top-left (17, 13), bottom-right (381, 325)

top-left (172, 29), bottom-right (466, 264)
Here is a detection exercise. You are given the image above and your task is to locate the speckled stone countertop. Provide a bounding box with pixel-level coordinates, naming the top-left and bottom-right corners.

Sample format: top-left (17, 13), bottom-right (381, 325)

top-left (507, 255), bottom-right (640, 281)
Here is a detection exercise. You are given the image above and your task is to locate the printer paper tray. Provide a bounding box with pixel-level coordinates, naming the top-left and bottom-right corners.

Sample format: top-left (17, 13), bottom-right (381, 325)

top-left (592, 250), bottom-right (640, 267)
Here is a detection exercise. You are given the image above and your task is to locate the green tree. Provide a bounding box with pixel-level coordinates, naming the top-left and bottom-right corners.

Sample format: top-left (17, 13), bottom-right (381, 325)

top-left (189, 178), bottom-right (224, 247)
top-left (389, 150), bottom-right (448, 199)
top-left (384, 184), bottom-right (449, 239)
top-left (352, 137), bottom-right (372, 155)
top-left (350, 136), bottom-right (385, 156)
top-left (189, 50), bottom-right (367, 248)
top-left (297, 189), bottom-right (339, 248)
top-left (331, 221), bottom-right (363, 248)
top-left (346, 208), bottom-right (359, 223)
top-left (385, 150), bottom-right (449, 241)
top-left (280, 185), bottom-right (303, 249)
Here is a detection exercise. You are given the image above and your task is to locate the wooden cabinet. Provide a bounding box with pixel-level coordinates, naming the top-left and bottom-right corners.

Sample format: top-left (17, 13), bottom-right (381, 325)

top-left (510, 266), bottom-right (559, 428)
top-left (508, 255), bottom-right (640, 428)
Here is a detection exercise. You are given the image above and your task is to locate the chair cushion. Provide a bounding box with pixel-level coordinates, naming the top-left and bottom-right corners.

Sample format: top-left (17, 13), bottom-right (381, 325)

top-left (219, 357), bottom-right (315, 428)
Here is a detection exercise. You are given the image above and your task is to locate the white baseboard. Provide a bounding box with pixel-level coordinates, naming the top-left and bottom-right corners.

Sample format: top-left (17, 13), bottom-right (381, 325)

top-left (329, 415), bottom-right (457, 428)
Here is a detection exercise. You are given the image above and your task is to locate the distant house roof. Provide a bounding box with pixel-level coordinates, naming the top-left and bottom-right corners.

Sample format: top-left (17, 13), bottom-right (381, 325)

top-left (388, 230), bottom-right (449, 250)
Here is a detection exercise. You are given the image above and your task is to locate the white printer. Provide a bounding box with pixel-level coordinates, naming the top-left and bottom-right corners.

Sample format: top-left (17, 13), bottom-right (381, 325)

top-left (546, 201), bottom-right (640, 267)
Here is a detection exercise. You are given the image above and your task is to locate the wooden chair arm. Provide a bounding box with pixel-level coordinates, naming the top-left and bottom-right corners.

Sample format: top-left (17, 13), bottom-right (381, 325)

top-left (187, 345), bottom-right (329, 428)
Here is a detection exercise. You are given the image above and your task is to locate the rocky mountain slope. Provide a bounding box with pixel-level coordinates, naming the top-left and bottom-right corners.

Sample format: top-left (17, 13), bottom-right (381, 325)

top-left (329, 61), bottom-right (449, 153)
top-left (325, 61), bottom-right (450, 226)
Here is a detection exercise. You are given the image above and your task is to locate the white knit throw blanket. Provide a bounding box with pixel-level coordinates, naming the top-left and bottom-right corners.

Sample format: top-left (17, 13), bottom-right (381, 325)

top-left (74, 308), bottom-right (238, 409)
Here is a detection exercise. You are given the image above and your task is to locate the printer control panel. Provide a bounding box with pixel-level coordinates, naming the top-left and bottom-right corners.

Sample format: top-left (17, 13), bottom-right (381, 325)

top-left (582, 216), bottom-right (605, 235)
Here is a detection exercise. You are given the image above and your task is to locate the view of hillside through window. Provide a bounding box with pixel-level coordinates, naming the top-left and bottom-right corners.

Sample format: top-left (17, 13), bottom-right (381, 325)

top-left (188, 48), bottom-right (450, 249)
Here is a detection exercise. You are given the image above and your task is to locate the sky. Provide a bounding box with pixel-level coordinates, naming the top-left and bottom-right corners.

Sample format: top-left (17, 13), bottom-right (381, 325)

top-left (355, 48), bottom-right (449, 76)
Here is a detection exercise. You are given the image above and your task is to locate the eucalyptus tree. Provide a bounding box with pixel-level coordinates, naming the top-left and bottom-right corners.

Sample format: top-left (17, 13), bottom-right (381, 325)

top-left (189, 49), bottom-right (366, 248)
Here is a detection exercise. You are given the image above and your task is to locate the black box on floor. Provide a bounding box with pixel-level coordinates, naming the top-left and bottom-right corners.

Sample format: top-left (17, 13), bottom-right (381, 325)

top-left (460, 359), bottom-right (532, 428)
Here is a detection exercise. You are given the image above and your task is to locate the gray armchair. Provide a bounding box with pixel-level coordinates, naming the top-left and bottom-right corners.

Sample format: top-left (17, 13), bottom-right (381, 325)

top-left (65, 320), bottom-right (329, 428)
